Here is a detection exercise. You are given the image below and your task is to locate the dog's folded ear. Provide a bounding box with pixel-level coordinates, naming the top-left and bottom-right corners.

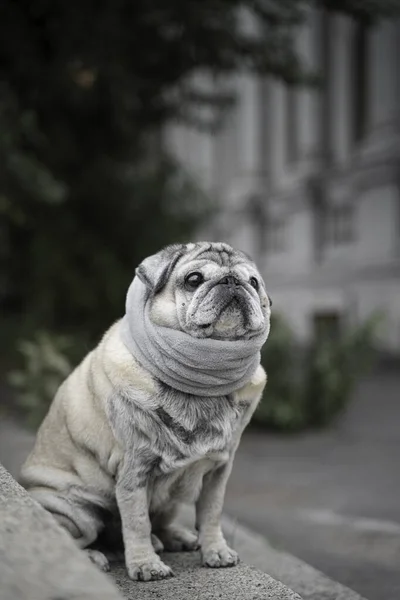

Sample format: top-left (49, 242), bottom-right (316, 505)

top-left (136, 244), bottom-right (187, 294)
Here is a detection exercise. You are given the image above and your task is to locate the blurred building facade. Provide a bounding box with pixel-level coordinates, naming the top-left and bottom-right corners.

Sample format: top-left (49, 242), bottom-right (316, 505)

top-left (164, 9), bottom-right (400, 354)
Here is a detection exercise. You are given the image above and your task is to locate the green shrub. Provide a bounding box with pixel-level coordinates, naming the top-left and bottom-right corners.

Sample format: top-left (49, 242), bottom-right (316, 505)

top-left (301, 314), bottom-right (381, 427)
top-left (254, 312), bottom-right (381, 431)
top-left (7, 331), bottom-right (79, 428)
top-left (254, 314), bottom-right (305, 431)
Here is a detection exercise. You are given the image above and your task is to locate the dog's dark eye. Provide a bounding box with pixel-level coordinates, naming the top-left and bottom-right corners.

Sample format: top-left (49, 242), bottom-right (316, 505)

top-left (249, 277), bottom-right (259, 290)
top-left (185, 271), bottom-right (204, 290)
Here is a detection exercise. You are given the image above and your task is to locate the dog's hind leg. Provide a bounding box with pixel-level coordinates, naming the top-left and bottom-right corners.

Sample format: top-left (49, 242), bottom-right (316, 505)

top-left (30, 488), bottom-right (112, 570)
top-left (152, 504), bottom-right (199, 552)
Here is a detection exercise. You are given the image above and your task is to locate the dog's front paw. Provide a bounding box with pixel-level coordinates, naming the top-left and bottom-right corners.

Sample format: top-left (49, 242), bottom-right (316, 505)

top-left (127, 556), bottom-right (174, 581)
top-left (202, 543), bottom-right (239, 568)
top-left (158, 525), bottom-right (199, 552)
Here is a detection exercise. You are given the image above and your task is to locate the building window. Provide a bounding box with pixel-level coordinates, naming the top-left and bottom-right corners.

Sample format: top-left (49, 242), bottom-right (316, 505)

top-left (313, 311), bottom-right (342, 343)
top-left (308, 176), bottom-right (325, 263)
top-left (285, 86), bottom-right (299, 165)
top-left (352, 23), bottom-right (369, 145)
top-left (266, 216), bottom-right (287, 253)
top-left (324, 204), bottom-right (355, 246)
top-left (320, 8), bottom-right (333, 164)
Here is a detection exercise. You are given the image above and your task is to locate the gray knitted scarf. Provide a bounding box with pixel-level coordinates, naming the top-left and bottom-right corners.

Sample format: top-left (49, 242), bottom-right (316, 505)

top-left (120, 276), bottom-right (269, 397)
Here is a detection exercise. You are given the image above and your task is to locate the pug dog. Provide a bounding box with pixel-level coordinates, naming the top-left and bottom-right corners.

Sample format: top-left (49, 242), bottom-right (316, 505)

top-left (20, 242), bottom-right (271, 581)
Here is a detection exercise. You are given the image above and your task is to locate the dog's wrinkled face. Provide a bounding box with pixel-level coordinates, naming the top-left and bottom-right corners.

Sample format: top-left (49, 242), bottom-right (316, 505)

top-left (138, 242), bottom-right (271, 340)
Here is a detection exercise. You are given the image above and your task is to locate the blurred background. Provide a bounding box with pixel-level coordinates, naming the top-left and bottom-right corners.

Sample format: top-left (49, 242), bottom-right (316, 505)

top-left (1, 1), bottom-right (400, 599)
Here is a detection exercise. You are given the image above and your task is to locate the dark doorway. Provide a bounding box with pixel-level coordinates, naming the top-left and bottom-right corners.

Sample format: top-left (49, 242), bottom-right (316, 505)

top-left (312, 311), bottom-right (342, 342)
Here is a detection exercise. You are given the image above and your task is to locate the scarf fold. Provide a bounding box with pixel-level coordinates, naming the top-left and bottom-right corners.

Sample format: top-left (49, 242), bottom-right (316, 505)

top-left (120, 277), bottom-right (269, 397)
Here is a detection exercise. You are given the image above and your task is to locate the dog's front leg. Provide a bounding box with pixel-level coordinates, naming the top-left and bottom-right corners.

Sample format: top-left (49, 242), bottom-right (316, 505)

top-left (116, 461), bottom-right (173, 581)
top-left (196, 373), bottom-right (266, 568)
top-left (196, 460), bottom-right (239, 568)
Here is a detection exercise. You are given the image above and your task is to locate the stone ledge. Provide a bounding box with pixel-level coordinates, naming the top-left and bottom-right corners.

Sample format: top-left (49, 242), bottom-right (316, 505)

top-left (0, 461), bottom-right (302, 600)
top-left (0, 463), bottom-right (122, 600)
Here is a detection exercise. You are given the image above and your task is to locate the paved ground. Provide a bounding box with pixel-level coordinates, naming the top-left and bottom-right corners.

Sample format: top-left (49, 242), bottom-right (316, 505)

top-left (1, 367), bottom-right (399, 600)
top-left (225, 367), bottom-right (400, 600)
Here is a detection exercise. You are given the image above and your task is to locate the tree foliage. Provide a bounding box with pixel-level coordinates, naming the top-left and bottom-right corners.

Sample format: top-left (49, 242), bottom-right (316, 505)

top-left (1, 1), bottom-right (399, 145)
top-left (1, 0), bottom-right (399, 349)
top-left (2, 0), bottom-right (398, 195)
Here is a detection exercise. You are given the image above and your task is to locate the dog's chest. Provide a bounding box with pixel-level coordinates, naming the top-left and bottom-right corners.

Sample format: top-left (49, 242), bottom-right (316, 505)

top-left (141, 386), bottom-right (243, 474)
top-left (156, 389), bottom-right (242, 461)
top-left (109, 385), bottom-right (246, 480)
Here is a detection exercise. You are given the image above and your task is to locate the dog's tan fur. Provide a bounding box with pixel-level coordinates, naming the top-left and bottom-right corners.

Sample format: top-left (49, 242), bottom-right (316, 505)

top-left (20, 243), bottom-right (268, 581)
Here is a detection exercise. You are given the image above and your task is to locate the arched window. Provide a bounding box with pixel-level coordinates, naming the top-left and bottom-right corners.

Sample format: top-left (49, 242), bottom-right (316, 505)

top-left (351, 22), bottom-right (369, 146)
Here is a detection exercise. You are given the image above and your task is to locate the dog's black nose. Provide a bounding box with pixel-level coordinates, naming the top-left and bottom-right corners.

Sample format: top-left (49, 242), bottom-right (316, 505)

top-left (220, 275), bottom-right (240, 286)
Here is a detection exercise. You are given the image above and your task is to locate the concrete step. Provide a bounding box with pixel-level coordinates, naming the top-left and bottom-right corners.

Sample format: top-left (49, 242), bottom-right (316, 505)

top-left (112, 553), bottom-right (300, 600)
top-left (0, 462), bottom-right (122, 600)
